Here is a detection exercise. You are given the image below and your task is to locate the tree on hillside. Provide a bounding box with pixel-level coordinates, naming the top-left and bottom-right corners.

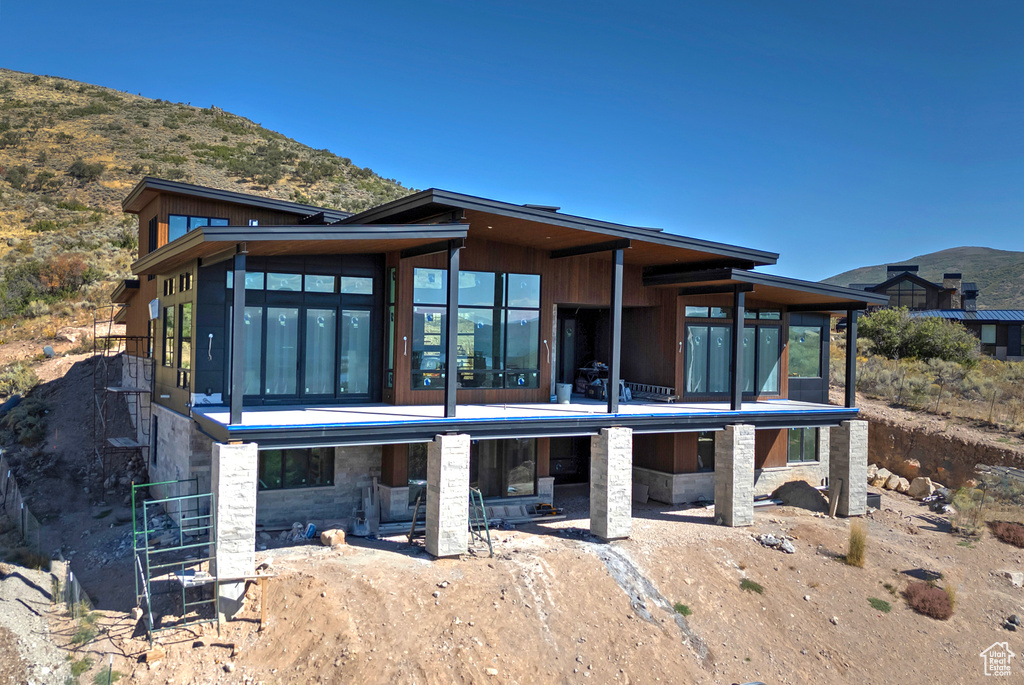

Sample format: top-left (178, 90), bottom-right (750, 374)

top-left (858, 307), bottom-right (979, 366)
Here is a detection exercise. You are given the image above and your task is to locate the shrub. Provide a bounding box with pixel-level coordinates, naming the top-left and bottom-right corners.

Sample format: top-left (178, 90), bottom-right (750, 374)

top-left (67, 158), bottom-right (105, 183)
top-left (0, 397), bottom-right (48, 445)
top-left (673, 602), bottom-right (692, 616)
top-left (904, 581), bottom-right (953, 620)
top-left (0, 362), bottom-right (38, 396)
top-left (988, 520), bottom-right (1024, 548)
top-left (27, 219), bottom-right (61, 232)
top-left (845, 520), bottom-right (868, 567)
top-left (56, 199), bottom-right (91, 211)
top-left (867, 597), bottom-right (891, 613)
top-left (859, 307), bottom-right (978, 365)
top-left (70, 656), bottom-right (93, 679)
top-left (740, 578), bottom-right (764, 594)
top-left (93, 667), bottom-right (122, 684)
top-left (2, 164), bottom-right (30, 189)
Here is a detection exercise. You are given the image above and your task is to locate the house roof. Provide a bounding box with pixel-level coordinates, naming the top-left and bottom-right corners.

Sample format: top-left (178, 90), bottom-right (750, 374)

top-left (908, 309), bottom-right (1024, 323)
top-left (131, 223), bottom-right (469, 275)
top-left (342, 188), bottom-right (780, 269)
top-left (110, 279), bottom-right (139, 303)
top-left (121, 177), bottom-right (352, 222)
top-left (864, 271), bottom-right (947, 293)
top-left (644, 267), bottom-right (889, 310)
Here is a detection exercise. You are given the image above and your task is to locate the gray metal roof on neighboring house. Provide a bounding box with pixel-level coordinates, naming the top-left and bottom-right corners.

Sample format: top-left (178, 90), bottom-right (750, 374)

top-left (908, 310), bottom-right (1024, 323)
top-left (962, 282), bottom-right (979, 292)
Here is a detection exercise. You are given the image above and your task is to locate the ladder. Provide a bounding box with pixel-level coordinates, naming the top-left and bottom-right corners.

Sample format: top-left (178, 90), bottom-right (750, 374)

top-left (469, 487), bottom-right (493, 557)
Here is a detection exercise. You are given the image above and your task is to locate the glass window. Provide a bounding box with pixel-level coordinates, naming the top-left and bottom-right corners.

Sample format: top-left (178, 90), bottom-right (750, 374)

top-left (340, 277), bottom-right (374, 295)
top-left (788, 325), bottom-right (822, 378)
top-left (759, 310), bottom-right (781, 320)
top-left (265, 307), bottom-right (299, 395)
top-left (209, 218), bottom-right (229, 226)
top-left (245, 272), bottom-right (265, 290)
top-left (697, 431), bottom-right (715, 471)
top-left (685, 325), bottom-right (708, 393)
top-left (507, 310), bottom-right (540, 371)
top-left (168, 215), bottom-right (188, 242)
top-left (179, 303), bottom-right (192, 371)
top-left (708, 325), bottom-right (731, 393)
top-left (757, 327), bottom-right (780, 393)
top-left (685, 306), bottom-right (709, 318)
top-left (267, 273), bottom-right (302, 291)
top-left (504, 439), bottom-right (536, 497)
top-left (469, 439), bottom-right (537, 499)
top-left (981, 325), bottom-right (996, 344)
top-left (340, 310), bottom-right (371, 394)
top-left (788, 428), bottom-right (818, 463)
top-left (459, 271), bottom-right (498, 306)
top-left (243, 307), bottom-right (263, 395)
top-left (304, 274), bottom-right (336, 293)
top-left (188, 216), bottom-right (209, 231)
top-left (413, 268), bottom-right (447, 305)
top-left (507, 274), bottom-right (540, 308)
top-left (258, 448), bottom-right (334, 490)
top-left (408, 443), bottom-right (428, 505)
top-left (744, 310), bottom-right (758, 320)
top-left (412, 306), bottom-right (445, 388)
top-left (710, 307), bottom-right (731, 319)
top-left (162, 306), bottom-right (175, 368)
top-left (742, 328), bottom-right (756, 393)
top-left (458, 308), bottom-right (502, 388)
top-left (304, 309), bottom-right (336, 395)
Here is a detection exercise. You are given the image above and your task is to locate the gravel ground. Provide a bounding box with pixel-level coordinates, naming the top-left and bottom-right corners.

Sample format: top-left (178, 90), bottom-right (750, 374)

top-left (0, 563), bottom-right (70, 685)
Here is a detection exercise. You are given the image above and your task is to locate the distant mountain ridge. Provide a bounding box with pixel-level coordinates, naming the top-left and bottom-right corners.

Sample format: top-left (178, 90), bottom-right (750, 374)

top-left (822, 246), bottom-right (1024, 310)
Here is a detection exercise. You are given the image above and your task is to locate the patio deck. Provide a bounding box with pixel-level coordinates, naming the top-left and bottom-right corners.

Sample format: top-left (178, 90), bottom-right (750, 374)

top-left (191, 396), bottom-right (859, 448)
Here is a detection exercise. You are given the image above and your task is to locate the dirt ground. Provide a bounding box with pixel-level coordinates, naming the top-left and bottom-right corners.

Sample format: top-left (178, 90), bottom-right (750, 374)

top-left (34, 485), bottom-right (1023, 685)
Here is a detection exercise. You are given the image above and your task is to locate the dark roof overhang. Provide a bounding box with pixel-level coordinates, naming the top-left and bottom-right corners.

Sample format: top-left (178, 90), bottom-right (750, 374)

top-left (645, 267), bottom-right (890, 310)
top-left (110, 279), bottom-right (139, 304)
top-left (121, 177), bottom-right (352, 223)
top-left (342, 188), bottom-right (779, 268)
top-left (131, 223), bottom-right (468, 275)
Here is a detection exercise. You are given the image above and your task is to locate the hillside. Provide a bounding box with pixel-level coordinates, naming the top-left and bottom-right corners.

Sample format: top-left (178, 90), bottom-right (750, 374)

top-left (0, 68), bottom-right (412, 338)
top-left (822, 246), bottom-right (1024, 309)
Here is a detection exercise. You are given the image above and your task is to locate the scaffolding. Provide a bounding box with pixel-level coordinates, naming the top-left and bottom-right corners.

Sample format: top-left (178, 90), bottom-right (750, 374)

top-left (132, 478), bottom-right (220, 643)
top-left (91, 304), bottom-right (152, 486)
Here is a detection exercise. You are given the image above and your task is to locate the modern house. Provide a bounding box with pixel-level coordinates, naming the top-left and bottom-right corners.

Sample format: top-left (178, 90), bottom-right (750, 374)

top-left (115, 177), bottom-right (884, 612)
top-left (849, 265), bottom-right (978, 312)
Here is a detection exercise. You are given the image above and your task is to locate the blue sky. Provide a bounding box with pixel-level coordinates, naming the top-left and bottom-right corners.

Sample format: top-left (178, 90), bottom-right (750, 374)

top-left (1, 1), bottom-right (1021, 280)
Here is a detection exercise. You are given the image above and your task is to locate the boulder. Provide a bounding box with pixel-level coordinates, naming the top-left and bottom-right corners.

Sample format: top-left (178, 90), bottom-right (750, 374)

top-left (908, 477), bottom-right (935, 500)
top-left (900, 458), bottom-right (921, 479)
top-left (896, 478), bottom-right (911, 494)
top-left (866, 464), bottom-right (879, 481)
top-left (320, 528), bottom-right (346, 547)
top-left (771, 480), bottom-right (829, 513)
top-left (871, 468), bottom-right (892, 488)
top-left (1002, 571), bottom-right (1024, 588)
top-left (884, 473), bottom-right (901, 490)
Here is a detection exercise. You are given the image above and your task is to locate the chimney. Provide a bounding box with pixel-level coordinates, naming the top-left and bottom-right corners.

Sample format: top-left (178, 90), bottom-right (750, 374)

top-left (943, 272), bottom-right (962, 310)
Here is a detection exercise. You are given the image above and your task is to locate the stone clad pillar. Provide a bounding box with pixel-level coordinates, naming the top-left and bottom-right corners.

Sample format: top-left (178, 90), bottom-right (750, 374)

top-left (714, 424), bottom-right (755, 527)
top-left (590, 427), bottom-right (633, 540)
top-left (426, 433), bottom-right (471, 557)
top-left (211, 441), bottom-right (258, 618)
top-left (830, 420), bottom-right (868, 516)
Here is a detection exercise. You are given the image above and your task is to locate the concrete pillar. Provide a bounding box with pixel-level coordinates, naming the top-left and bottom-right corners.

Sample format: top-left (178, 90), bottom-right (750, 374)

top-left (211, 441), bottom-right (258, 618)
top-left (425, 433), bottom-right (470, 557)
top-left (830, 420), bottom-right (868, 516)
top-left (714, 424), bottom-right (755, 527)
top-left (590, 427), bottom-right (633, 540)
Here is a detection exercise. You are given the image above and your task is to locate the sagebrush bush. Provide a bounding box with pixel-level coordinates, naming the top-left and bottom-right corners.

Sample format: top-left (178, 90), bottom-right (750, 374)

top-left (0, 362), bottom-right (39, 397)
top-left (988, 520), bottom-right (1024, 548)
top-left (859, 307), bottom-right (979, 365)
top-left (904, 581), bottom-right (953, 620)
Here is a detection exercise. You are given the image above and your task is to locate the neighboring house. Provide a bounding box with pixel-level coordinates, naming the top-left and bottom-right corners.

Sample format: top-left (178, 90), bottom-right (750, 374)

top-left (908, 310), bottom-right (1024, 361)
top-left (115, 178), bottom-right (884, 612)
top-left (849, 264), bottom-right (978, 312)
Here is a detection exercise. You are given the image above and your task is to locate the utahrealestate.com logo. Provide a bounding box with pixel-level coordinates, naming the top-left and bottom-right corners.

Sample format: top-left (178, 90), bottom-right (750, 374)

top-left (980, 642), bottom-right (1014, 677)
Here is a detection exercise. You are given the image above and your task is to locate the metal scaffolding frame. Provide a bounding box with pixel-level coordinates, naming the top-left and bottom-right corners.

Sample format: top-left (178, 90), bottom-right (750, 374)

top-left (131, 478), bottom-right (220, 643)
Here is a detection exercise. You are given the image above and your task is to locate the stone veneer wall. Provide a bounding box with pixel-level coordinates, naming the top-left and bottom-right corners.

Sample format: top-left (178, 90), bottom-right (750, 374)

top-left (590, 427), bottom-right (633, 540)
top-left (149, 404), bottom-right (213, 505)
top-left (255, 444), bottom-right (382, 527)
top-left (714, 424), bottom-right (755, 527)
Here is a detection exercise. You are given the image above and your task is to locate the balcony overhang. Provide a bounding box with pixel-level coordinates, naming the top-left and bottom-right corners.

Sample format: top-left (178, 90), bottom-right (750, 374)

top-left (131, 223), bottom-right (469, 275)
top-left (643, 267), bottom-right (890, 311)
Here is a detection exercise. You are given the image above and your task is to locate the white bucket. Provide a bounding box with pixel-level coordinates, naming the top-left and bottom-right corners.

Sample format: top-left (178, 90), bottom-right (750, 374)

top-left (555, 383), bottom-right (572, 404)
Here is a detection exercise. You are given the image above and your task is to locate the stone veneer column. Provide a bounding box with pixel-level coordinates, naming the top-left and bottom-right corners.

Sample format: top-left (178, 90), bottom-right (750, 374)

top-left (590, 427), bottom-right (633, 540)
top-left (211, 441), bottom-right (258, 619)
top-left (714, 424), bottom-right (755, 527)
top-left (830, 420), bottom-right (868, 516)
top-left (426, 434), bottom-right (470, 558)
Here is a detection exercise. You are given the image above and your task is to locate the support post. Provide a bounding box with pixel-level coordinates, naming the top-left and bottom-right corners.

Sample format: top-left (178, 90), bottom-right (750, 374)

top-left (845, 309), bottom-right (858, 408)
top-left (229, 251), bottom-right (246, 425)
top-left (829, 420), bottom-right (868, 516)
top-left (444, 241), bottom-right (461, 418)
top-left (608, 249), bottom-right (623, 413)
top-left (425, 433), bottom-right (470, 557)
top-left (211, 441), bottom-right (257, 618)
top-left (714, 424), bottom-right (755, 526)
top-left (730, 287), bottom-right (746, 411)
top-left (590, 426), bottom-right (633, 539)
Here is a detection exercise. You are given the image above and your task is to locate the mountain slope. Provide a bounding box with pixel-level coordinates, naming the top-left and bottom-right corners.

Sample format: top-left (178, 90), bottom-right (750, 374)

top-left (0, 68), bottom-right (413, 333)
top-left (822, 246), bottom-right (1024, 309)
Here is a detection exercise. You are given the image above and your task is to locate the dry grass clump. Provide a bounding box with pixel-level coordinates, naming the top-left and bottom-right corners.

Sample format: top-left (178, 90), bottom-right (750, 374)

top-left (845, 520), bottom-right (868, 567)
top-left (904, 581), bottom-right (953, 620)
top-left (988, 520), bottom-right (1024, 548)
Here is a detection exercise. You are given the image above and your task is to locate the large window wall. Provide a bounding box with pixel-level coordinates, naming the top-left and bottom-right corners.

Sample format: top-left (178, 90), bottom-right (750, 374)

top-left (683, 307), bottom-right (781, 397)
top-left (406, 438), bottom-right (537, 502)
top-left (885, 280), bottom-right (927, 309)
top-left (228, 255), bottom-right (382, 404)
top-left (411, 268), bottom-right (541, 390)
